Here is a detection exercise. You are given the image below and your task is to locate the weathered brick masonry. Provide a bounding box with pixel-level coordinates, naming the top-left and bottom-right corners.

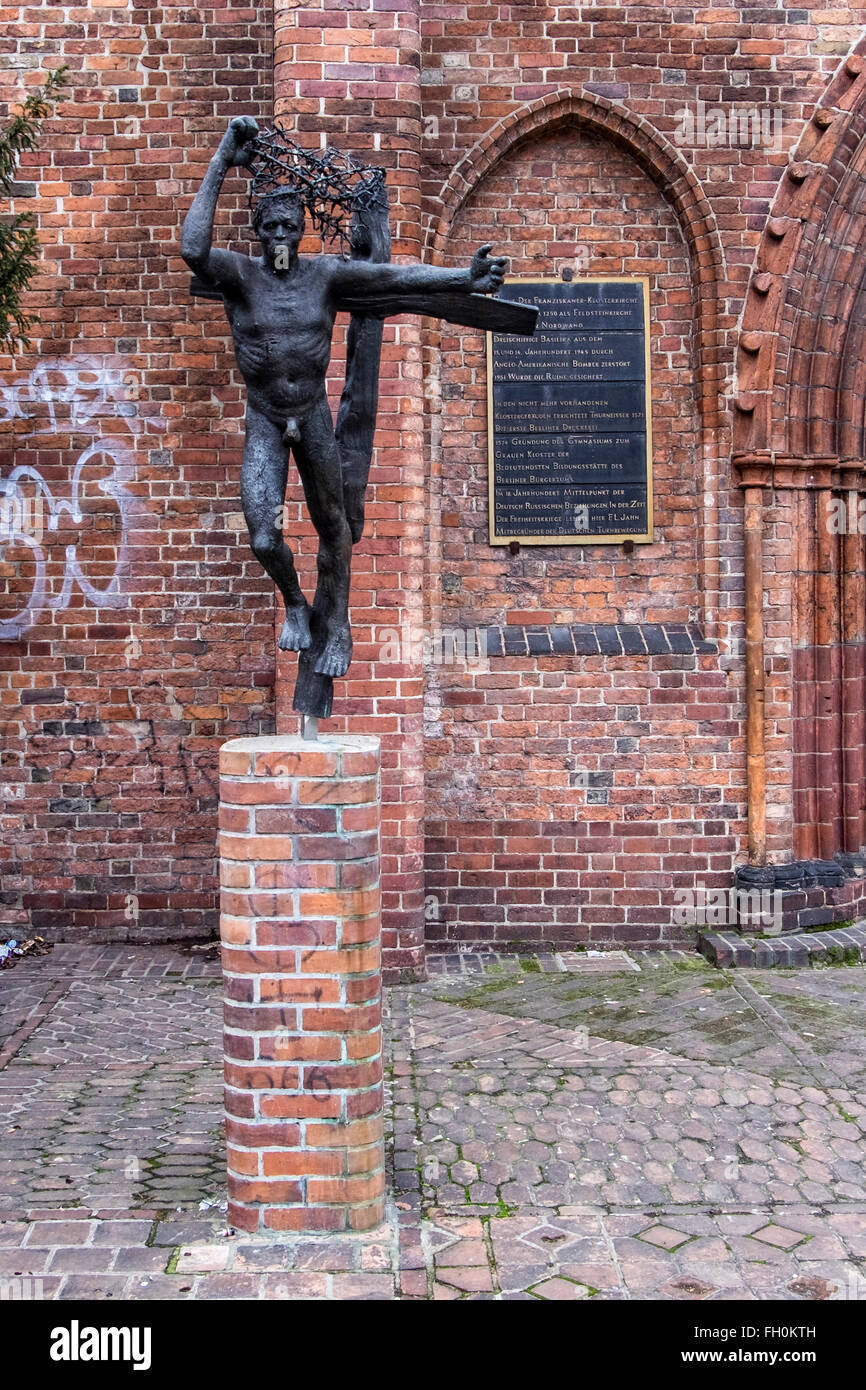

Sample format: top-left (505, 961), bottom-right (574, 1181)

top-left (219, 734), bottom-right (384, 1234)
top-left (0, 3), bottom-right (276, 945)
top-left (3, 4), bottom-right (866, 966)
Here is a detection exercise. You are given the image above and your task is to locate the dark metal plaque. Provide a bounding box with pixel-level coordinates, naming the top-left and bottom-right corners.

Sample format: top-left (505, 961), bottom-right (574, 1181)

top-left (487, 279), bottom-right (653, 545)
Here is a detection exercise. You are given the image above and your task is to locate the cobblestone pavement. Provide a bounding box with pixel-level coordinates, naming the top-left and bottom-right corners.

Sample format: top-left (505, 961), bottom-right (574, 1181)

top-left (1, 944), bottom-right (865, 1300)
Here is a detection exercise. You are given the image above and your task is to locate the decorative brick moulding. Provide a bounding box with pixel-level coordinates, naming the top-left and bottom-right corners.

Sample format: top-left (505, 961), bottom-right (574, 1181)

top-left (483, 622), bottom-right (718, 659)
top-left (218, 734), bottom-right (384, 1234)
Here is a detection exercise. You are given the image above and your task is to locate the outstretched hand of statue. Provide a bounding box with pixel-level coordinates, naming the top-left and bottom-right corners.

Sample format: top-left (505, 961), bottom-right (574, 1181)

top-left (469, 243), bottom-right (507, 295)
top-left (219, 116), bottom-right (259, 168)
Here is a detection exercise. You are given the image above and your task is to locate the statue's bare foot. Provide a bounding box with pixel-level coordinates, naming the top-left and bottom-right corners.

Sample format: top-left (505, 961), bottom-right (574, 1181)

top-left (314, 623), bottom-right (353, 678)
top-left (278, 600), bottom-right (312, 651)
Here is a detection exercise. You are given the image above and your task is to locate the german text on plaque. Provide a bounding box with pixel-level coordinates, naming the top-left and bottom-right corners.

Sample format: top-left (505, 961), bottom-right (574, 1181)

top-left (487, 278), bottom-right (653, 545)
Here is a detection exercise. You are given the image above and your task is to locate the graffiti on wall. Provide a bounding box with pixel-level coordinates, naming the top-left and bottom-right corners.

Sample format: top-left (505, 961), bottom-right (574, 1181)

top-left (0, 355), bottom-right (165, 639)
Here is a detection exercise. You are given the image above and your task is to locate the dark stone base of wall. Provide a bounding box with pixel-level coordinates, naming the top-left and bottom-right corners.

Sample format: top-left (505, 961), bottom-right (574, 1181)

top-left (734, 855), bottom-right (866, 934)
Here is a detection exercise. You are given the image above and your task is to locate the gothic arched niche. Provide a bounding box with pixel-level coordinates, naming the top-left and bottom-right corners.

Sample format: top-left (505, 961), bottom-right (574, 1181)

top-left (431, 116), bottom-right (702, 631)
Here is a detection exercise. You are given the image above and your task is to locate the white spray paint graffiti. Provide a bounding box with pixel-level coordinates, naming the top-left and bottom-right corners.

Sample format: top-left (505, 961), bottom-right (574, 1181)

top-left (0, 355), bottom-right (165, 639)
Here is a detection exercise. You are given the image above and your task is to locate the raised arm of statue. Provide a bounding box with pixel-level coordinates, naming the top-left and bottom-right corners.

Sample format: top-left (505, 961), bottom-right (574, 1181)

top-left (181, 116), bottom-right (259, 291)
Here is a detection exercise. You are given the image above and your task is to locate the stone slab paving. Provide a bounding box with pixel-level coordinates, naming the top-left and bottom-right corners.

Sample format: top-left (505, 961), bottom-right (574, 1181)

top-left (0, 945), bottom-right (865, 1299)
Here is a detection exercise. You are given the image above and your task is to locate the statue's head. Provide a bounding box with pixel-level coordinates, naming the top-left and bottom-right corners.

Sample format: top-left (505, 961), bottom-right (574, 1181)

top-left (252, 191), bottom-right (305, 269)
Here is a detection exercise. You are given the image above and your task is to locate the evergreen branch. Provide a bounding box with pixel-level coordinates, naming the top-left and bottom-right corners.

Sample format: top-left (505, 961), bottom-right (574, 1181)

top-left (0, 66), bottom-right (68, 352)
top-left (0, 66), bottom-right (68, 195)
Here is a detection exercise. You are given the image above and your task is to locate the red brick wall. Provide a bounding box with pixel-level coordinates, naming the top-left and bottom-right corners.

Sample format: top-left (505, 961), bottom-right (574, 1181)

top-left (423, 124), bottom-right (724, 948)
top-left (0, 3), bottom-right (275, 943)
top-left (2, 2), bottom-right (866, 960)
top-left (413, 2), bottom-right (866, 947)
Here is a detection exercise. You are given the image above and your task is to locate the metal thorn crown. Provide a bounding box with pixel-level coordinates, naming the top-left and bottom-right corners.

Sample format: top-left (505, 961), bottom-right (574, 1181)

top-left (248, 123), bottom-right (387, 251)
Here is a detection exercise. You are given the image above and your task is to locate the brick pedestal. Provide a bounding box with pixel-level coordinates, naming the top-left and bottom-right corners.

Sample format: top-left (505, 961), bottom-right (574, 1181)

top-left (219, 734), bottom-right (384, 1234)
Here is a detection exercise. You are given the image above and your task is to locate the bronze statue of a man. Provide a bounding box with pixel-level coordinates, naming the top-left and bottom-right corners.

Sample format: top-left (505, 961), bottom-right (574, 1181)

top-left (181, 116), bottom-right (509, 682)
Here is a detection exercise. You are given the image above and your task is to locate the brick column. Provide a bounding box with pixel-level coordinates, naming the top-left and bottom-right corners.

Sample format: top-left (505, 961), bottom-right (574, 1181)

top-left (219, 734), bottom-right (384, 1234)
top-left (272, 0), bottom-right (428, 982)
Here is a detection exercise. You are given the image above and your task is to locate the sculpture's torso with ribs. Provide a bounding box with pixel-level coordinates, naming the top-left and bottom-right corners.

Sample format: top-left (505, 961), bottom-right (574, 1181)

top-left (223, 256), bottom-right (338, 426)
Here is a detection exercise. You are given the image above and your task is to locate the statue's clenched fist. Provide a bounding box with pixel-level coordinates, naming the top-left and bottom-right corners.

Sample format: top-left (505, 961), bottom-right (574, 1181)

top-left (220, 115), bottom-right (259, 168)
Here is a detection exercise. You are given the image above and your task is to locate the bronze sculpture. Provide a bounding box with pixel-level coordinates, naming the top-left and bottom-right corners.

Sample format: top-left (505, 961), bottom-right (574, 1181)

top-left (182, 116), bottom-right (535, 716)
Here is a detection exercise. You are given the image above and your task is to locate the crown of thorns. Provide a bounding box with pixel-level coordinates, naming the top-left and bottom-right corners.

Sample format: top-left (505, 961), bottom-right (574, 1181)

top-left (248, 125), bottom-right (387, 250)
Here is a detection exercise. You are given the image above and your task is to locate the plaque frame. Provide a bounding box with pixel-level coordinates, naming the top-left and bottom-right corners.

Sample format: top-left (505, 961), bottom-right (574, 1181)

top-left (486, 276), bottom-right (654, 546)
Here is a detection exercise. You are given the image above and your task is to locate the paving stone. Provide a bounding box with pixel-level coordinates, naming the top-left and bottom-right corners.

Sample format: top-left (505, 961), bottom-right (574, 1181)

top-left (174, 1244), bottom-right (232, 1273)
top-left (56, 1275), bottom-right (133, 1299)
top-left (751, 1225), bottom-right (808, 1250)
top-left (151, 1220), bottom-right (226, 1246)
top-left (432, 1281), bottom-right (462, 1300)
top-left (660, 1275), bottom-right (716, 1299)
top-left (0, 1222), bottom-right (28, 1246)
top-left (259, 1273), bottom-right (330, 1299)
top-left (637, 1225), bottom-right (694, 1251)
top-left (3, 945), bottom-right (866, 1300)
top-left (91, 1221), bottom-right (153, 1245)
top-left (329, 1273), bottom-right (395, 1300)
top-left (400, 1268), bottom-right (427, 1297)
top-left (530, 1276), bottom-right (592, 1299)
top-left (111, 1247), bottom-right (171, 1273)
top-left (191, 1274), bottom-right (260, 1300)
top-left (24, 1220), bottom-right (95, 1246)
top-left (124, 1274), bottom-right (193, 1300)
top-left (435, 1264), bottom-right (494, 1293)
top-left (46, 1248), bottom-right (115, 1273)
top-left (436, 1239), bottom-right (488, 1267)
top-left (0, 1248), bottom-right (51, 1274)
